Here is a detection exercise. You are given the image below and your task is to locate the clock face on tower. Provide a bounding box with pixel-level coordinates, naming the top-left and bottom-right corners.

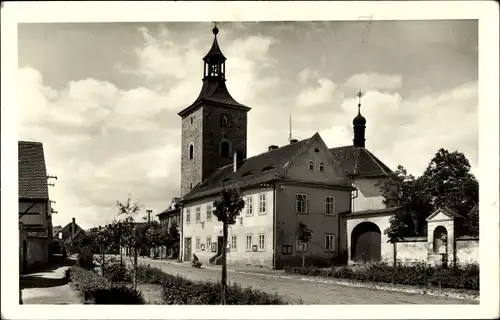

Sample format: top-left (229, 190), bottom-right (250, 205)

top-left (220, 113), bottom-right (232, 127)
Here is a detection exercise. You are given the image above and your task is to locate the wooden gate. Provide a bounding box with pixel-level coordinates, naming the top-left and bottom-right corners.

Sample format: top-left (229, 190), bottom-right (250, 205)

top-left (351, 222), bottom-right (382, 263)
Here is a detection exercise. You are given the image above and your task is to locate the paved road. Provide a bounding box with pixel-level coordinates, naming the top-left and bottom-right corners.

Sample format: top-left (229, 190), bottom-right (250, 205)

top-left (134, 258), bottom-right (477, 304)
top-left (20, 258), bottom-right (81, 304)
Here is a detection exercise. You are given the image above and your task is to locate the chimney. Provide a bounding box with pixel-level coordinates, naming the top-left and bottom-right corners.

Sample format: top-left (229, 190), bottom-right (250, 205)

top-left (147, 209), bottom-right (152, 223)
top-left (268, 145), bottom-right (279, 151)
top-left (290, 139), bottom-right (298, 144)
top-left (233, 151), bottom-right (238, 172)
top-left (71, 217), bottom-right (76, 238)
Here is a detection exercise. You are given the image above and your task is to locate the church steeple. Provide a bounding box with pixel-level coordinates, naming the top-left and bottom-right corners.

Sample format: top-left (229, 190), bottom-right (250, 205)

top-left (353, 90), bottom-right (367, 148)
top-left (203, 23), bottom-right (226, 80)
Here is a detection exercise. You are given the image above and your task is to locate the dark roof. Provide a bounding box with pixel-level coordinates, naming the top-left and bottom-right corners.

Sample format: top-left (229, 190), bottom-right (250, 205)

top-left (183, 135), bottom-right (350, 201)
top-left (342, 206), bottom-right (403, 218)
top-left (57, 221), bottom-right (83, 237)
top-left (178, 79), bottom-right (250, 117)
top-left (157, 206), bottom-right (181, 217)
top-left (18, 141), bottom-right (49, 200)
top-left (426, 207), bottom-right (465, 221)
top-left (203, 36), bottom-right (226, 62)
top-left (329, 146), bottom-right (392, 177)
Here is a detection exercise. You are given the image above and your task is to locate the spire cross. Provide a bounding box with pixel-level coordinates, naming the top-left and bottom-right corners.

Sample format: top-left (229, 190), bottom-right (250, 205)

top-left (357, 89), bottom-right (363, 113)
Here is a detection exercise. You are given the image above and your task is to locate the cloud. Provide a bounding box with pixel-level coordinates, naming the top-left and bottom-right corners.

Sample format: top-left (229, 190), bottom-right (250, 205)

top-left (344, 72), bottom-right (403, 92)
top-left (296, 78), bottom-right (339, 108)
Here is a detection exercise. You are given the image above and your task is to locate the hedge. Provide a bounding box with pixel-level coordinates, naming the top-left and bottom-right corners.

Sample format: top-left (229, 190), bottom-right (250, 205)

top-left (68, 266), bottom-right (145, 304)
top-left (161, 275), bottom-right (289, 305)
top-left (285, 262), bottom-right (479, 290)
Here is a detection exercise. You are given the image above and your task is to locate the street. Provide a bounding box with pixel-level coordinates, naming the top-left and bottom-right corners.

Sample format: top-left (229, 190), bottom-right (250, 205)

top-left (132, 258), bottom-right (477, 304)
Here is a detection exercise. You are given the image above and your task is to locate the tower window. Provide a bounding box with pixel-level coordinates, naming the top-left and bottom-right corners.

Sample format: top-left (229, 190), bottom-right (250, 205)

top-left (319, 162), bottom-right (324, 172)
top-left (189, 145), bottom-right (194, 159)
top-left (308, 161), bottom-right (314, 171)
top-left (221, 141), bottom-right (230, 157)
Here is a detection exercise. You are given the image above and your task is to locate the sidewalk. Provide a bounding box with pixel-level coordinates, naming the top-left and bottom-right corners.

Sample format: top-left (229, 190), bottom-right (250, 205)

top-left (20, 257), bottom-right (81, 304)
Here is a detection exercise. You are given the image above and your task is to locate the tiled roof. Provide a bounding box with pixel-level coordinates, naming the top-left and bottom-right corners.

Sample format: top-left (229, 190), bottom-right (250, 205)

top-left (157, 206), bottom-right (181, 217)
top-left (342, 206), bottom-right (403, 217)
top-left (329, 146), bottom-right (392, 177)
top-left (18, 141), bottom-right (49, 200)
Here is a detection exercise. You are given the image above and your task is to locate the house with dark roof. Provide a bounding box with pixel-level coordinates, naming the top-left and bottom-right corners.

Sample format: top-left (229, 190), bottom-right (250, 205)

top-left (176, 26), bottom-right (400, 269)
top-left (18, 141), bottom-right (54, 272)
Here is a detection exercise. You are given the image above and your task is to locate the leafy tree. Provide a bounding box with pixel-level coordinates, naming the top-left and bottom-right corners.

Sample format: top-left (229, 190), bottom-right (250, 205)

top-left (212, 187), bottom-right (245, 305)
top-left (384, 213), bottom-right (408, 284)
top-left (93, 226), bottom-right (113, 276)
top-left (296, 222), bottom-right (313, 268)
top-left (378, 149), bottom-right (479, 237)
top-left (168, 221), bottom-right (180, 259)
top-left (116, 195), bottom-right (147, 289)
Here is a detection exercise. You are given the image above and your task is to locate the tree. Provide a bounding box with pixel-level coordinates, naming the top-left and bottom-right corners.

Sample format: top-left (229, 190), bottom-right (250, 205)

top-left (212, 187), bottom-right (245, 305)
top-left (93, 226), bottom-right (113, 276)
top-left (116, 195), bottom-right (146, 289)
top-left (384, 213), bottom-right (407, 284)
top-left (168, 221), bottom-right (180, 259)
top-left (296, 222), bottom-right (312, 268)
top-left (377, 149), bottom-right (479, 237)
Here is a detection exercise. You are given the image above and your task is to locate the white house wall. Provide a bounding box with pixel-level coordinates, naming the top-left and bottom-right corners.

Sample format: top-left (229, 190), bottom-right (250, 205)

top-left (181, 187), bottom-right (274, 267)
top-left (352, 178), bottom-right (386, 212)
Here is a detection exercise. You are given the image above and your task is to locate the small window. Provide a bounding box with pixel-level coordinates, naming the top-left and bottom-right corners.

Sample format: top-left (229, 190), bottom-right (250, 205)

top-left (325, 234), bottom-right (335, 252)
top-left (231, 235), bottom-right (237, 250)
top-left (195, 207), bottom-right (201, 222)
top-left (296, 239), bottom-right (308, 252)
top-left (319, 162), bottom-right (324, 172)
top-left (195, 237), bottom-right (201, 250)
top-left (246, 235), bottom-right (252, 251)
top-left (259, 194), bottom-right (266, 214)
top-left (296, 194), bottom-right (308, 214)
top-left (206, 236), bottom-right (211, 250)
top-left (190, 183), bottom-right (193, 190)
top-left (314, 148), bottom-right (320, 153)
top-left (189, 145), bottom-right (194, 159)
top-left (206, 204), bottom-right (212, 221)
top-left (221, 141), bottom-right (230, 157)
top-left (246, 196), bottom-right (253, 216)
top-left (258, 234), bottom-right (266, 251)
top-left (325, 196), bottom-right (335, 215)
top-left (186, 209), bottom-right (191, 224)
top-left (308, 161), bottom-right (314, 171)
top-left (190, 117), bottom-right (194, 124)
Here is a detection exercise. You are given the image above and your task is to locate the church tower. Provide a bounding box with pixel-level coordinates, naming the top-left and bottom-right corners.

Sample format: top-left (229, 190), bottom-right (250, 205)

top-left (179, 25), bottom-right (251, 197)
top-left (353, 90), bottom-right (366, 148)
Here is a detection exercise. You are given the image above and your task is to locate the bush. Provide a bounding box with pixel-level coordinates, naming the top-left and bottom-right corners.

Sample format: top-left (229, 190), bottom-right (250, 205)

top-left (285, 262), bottom-right (479, 290)
top-left (161, 275), bottom-right (289, 305)
top-left (134, 264), bottom-right (175, 284)
top-left (69, 266), bottom-right (145, 304)
top-left (103, 258), bottom-right (130, 282)
top-left (77, 246), bottom-right (94, 270)
top-left (93, 285), bottom-right (145, 304)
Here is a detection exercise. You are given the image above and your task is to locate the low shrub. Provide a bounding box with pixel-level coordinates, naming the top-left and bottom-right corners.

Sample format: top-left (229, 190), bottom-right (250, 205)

top-left (134, 264), bottom-right (175, 284)
top-left (77, 246), bottom-right (94, 270)
top-left (285, 262), bottom-right (479, 290)
top-left (161, 276), bottom-right (289, 305)
top-left (69, 266), bottom-right (145, 304)
top-left (92, 285), bottom-right (145, 304)
top-left (103, 258), bottom-right (130, 282)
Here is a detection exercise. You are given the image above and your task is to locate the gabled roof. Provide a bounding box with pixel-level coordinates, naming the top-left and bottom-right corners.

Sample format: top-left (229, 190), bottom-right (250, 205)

top-left (183, 134), bottom-right (350, 202)
top-left (178, 79), bottom-right (250, 117)
top-left (56, 221), bottom-right (83, 238)
top-left (426, 207), bottom-right (465, 221)
top-left (329, 146), bottom-right (392, 178)
top-left (18, 141), bottom-right (49, 200)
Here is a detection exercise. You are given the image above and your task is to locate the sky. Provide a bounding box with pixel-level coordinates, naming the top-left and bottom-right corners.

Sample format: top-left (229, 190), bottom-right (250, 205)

top-left (17, 20), bottom-right (478, 229)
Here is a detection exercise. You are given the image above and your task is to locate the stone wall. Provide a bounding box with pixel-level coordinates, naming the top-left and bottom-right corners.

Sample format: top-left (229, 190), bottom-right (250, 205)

top-left (393, 236), bottom-right (479, 266)
top-left (455, 236), bottom-right (479, 265)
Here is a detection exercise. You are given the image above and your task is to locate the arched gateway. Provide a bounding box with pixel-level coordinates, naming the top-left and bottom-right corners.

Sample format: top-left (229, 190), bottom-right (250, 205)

top-left (351, 222), bottom-right (382, 263)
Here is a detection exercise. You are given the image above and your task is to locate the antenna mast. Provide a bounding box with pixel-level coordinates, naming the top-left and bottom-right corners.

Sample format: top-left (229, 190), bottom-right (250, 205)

top-left (288, 114), bottom-right (292, 142)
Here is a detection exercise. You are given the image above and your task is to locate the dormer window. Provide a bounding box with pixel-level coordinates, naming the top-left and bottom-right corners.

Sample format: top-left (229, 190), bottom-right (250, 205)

top-left (308, 161), bottom-right (314, 171)
top-left (262, 166), bottom-right (275, 172)
top-left (242, 171), bottom-right (252, 177)
top-left (319, 162), bottom-right (324, 172)
top-left (189, 145), bottom-right (194, 159)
